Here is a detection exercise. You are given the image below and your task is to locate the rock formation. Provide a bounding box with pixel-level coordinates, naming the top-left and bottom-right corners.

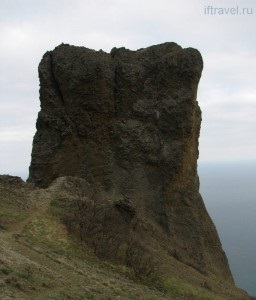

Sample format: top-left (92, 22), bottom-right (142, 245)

top-left (28, 43), bottom-right (233, 282)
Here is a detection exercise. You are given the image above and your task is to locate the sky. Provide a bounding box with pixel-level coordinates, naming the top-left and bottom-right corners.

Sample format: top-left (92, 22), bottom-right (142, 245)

top-left (0, 0), bottom-right (256, 178)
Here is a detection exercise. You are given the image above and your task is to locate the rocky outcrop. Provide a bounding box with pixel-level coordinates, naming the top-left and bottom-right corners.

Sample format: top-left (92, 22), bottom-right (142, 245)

top-left (28, 43), bottom-right (233, 282)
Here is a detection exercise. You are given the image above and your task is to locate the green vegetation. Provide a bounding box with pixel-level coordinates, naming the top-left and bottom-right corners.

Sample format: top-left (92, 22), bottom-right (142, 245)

top-left (0, 177), bottom-right (254, 299)
top-left (0, 204), bottom-right (168, 299)
top-left (152, 276), bottom-right (225, 300)
top-left (22, 213), bottom-right (74, 254)
top-left (0, 204), bottom-right (28, 229)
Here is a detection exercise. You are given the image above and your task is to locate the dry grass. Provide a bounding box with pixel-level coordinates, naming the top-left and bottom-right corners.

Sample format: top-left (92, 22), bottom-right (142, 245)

top-left (0, 175), bottom-right (254, 300)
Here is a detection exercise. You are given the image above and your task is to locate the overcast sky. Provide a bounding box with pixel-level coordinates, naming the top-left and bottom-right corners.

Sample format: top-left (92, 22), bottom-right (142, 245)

top-left (0, 0), bottom-right (255, 178)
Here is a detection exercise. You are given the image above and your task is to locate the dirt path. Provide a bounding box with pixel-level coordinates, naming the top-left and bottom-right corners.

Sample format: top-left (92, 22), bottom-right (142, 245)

top-left (2, 191), bottom-right (50, 241)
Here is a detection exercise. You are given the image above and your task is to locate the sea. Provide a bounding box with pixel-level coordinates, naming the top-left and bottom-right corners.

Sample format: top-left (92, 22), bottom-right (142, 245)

top-left (198, 161), bottom-right (256, 297)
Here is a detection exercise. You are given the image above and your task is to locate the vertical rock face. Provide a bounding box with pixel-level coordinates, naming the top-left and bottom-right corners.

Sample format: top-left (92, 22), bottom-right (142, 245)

top-left (28, 43), bottom-right (233, 281)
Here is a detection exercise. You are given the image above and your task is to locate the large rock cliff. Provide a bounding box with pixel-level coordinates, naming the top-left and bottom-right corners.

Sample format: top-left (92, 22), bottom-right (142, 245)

top-left (28, 43), bottom-right (233, 283)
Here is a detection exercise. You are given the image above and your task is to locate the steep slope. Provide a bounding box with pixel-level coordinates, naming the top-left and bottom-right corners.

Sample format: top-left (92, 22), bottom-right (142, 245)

top-left (0, 175), bottom-right (254, 299)
top-left (0, 176), bottom-right (170, 299)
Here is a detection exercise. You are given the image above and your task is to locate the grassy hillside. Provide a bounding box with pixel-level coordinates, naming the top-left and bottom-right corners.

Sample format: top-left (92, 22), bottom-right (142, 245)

top-left (0, 175), bottom-right (254, 300)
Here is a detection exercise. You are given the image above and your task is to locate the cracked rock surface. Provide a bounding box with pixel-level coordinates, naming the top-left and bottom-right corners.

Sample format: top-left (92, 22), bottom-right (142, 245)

top-left (28, 42), bottom-right (233, 281)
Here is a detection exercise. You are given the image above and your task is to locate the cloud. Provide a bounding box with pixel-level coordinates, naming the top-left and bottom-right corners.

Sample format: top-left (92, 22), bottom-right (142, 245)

top-left (197, 47), bottom-right (256, 161)
top-left (0, 128), bottom-right (33, 142)
top-left (198, 86), bottom-right (256, 162)
top-left (0, 0), bottom-right (256, 176)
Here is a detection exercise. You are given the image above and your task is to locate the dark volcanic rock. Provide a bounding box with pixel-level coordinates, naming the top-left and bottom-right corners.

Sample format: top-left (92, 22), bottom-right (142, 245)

top-left (28, 42), bottom-right (233, 281)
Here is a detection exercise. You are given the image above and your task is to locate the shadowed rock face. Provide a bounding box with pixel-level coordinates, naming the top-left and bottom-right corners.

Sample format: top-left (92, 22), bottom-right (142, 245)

top-left (28, 43), bottom-right (233, 281)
